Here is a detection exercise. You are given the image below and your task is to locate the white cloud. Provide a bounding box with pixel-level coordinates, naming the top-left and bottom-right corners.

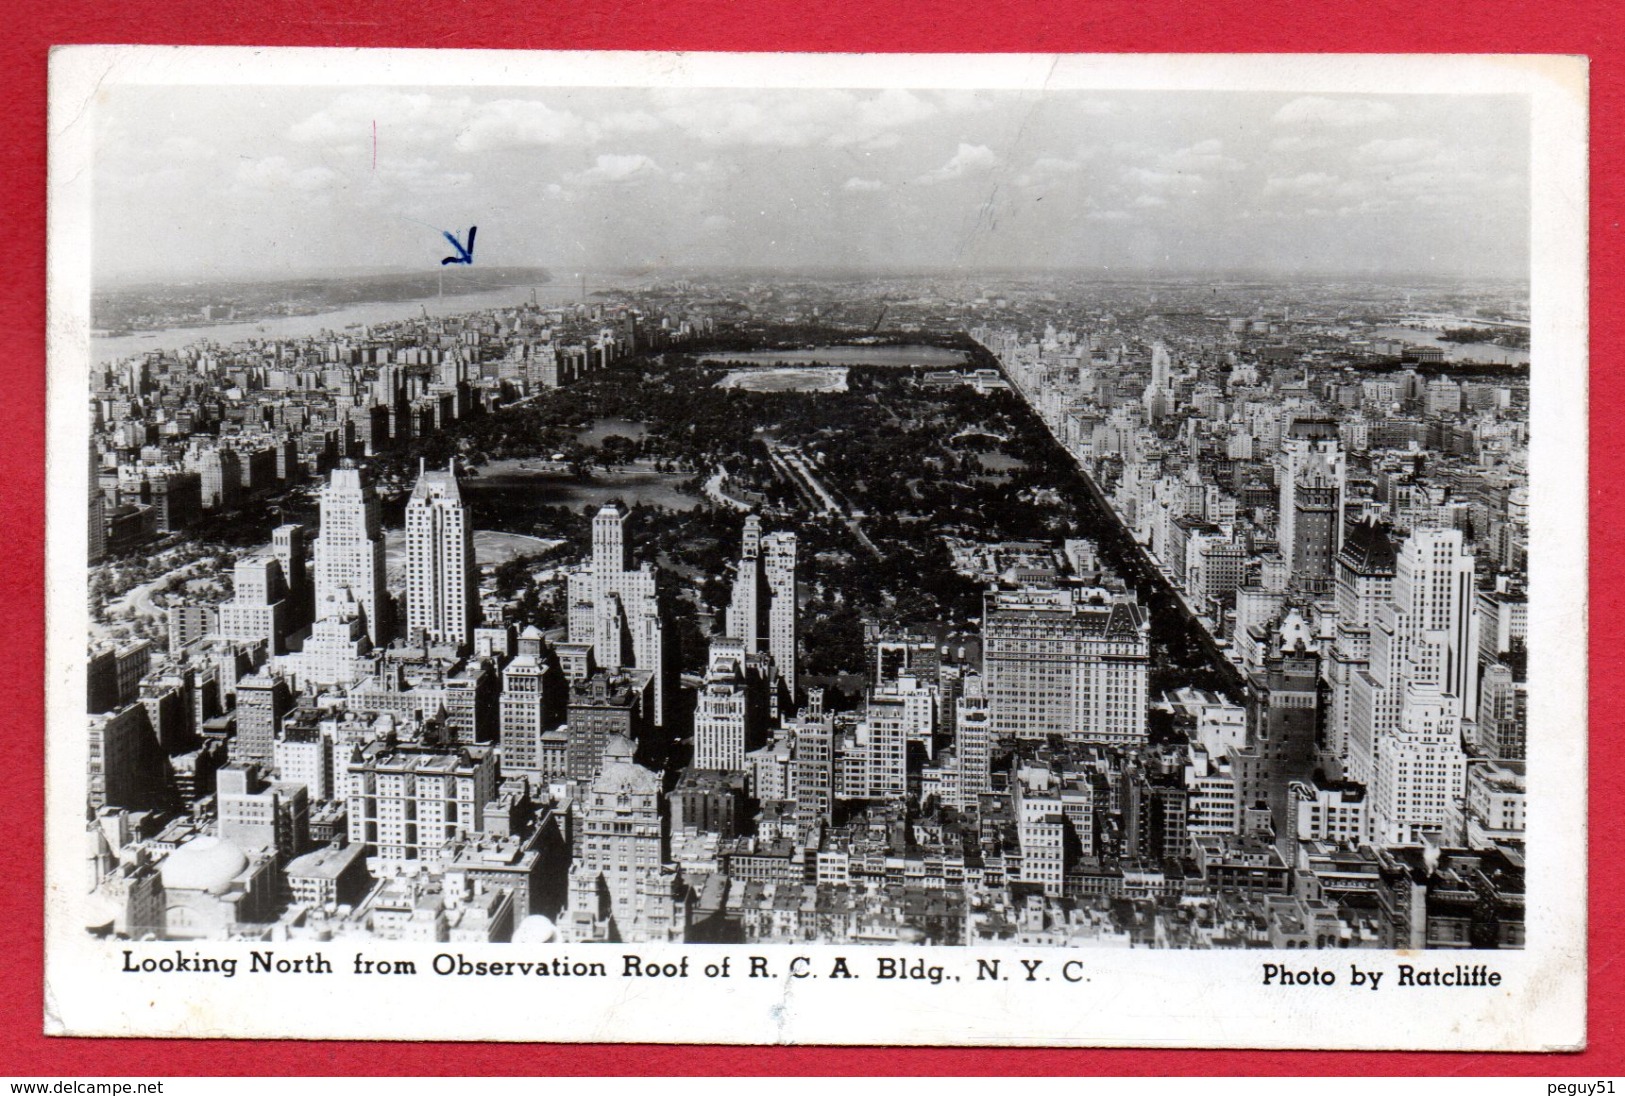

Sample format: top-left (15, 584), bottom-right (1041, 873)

top-left (1159, 138), bottom-right (1243, 173)
top-left (653, 91), bottom-right (849, 147)
top-left (1131, 194), bottom-right (1167, 208)
top-left (374, 156), bottom-right (474, 194)
top-left (1123, 166), bottom-right (1204, 193)
top-left (1262, 171), bottom-right (1339, 196)
top-left (1086, 209), bottom-right (1133, 222)
top-left (1033, 154), bottom-right (1086, 174)
top-left (290, 91), bottom-right (471, 147)
top-left (454, 100), bottom-right (597, 152)
top-left (1273, 96), bottom-right (1398, 127)
top-left (648, 88), bottom-right (967, 150)
top-left (1012, 150), bottom-right (1100, 189)
top-left (844, 89), bottom-right (939, 140)
top-left (567, 153), bottom-right (663, 185)
top-left (1269, 134), bottom-right (1335, 155)
top-left (1386, 168), bottom-right (1460, 192)
top-left (235, 156), bottom-right (337, 193)
top-left (599, 110), bottom-right (663, 135)
top-left (842, 177), bottom-right (887, 192)
top-left (1353, 137), bottom-right (1442, 164)
top-left (916, 143), bottom-right (999, 185)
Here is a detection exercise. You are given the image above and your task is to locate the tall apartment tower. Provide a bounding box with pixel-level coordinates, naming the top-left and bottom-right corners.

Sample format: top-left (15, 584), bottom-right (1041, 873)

top-left (725, 516), bottom-right (767, 652)
top-left (216, 555), bottom-right (290, 655)
top-left (1278, 417), bottom-right (1346, 596)
top-left (313, 461), bottom-right (388, 646)
top-left (405, 460), bottom-right (476, 650)
top-left (725, 515), bottom-right (799, 694)
top-left (762, 530), bottom-right (798, 695)
top-left (271, 523), bottom-right (310, 630)
top-left (982, 587), bottom-right (1150, 745)
top-left (592, 501), bottom-right (629, 602)
top-left (567, 502), bottom-right (665, 726)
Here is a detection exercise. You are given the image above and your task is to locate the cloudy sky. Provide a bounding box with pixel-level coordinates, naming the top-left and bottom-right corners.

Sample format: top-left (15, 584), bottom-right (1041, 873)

top-left (94, 85), bottom-right (1529, 282)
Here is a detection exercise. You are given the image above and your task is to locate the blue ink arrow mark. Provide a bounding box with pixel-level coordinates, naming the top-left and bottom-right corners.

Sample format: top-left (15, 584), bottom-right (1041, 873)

top-left (441, 225), bottom-right (477, 265)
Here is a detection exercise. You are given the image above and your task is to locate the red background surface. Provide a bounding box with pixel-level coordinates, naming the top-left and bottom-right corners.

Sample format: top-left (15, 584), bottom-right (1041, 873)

top-left (2, 0), bottom-right (1615, 1076)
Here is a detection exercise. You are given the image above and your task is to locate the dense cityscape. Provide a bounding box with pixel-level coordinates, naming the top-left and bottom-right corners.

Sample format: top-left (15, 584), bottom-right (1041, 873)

top-left (84, 270), bottom-right (1529, 951)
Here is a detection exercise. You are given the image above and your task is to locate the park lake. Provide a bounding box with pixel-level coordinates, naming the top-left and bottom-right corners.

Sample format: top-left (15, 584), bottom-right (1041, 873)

top-left (466, 458), bottom-right (703, 515)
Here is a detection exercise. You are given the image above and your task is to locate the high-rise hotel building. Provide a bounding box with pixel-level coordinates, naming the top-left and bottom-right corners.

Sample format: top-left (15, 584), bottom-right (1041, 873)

top-left (1278, 417), bottom-right (1346, 596)
top-left (1327, 520), bottom-right (1397, 779)
top-left (983, 586), bottom-right (1150, 745)
top-left (563, 735), bottom-right (681, 943)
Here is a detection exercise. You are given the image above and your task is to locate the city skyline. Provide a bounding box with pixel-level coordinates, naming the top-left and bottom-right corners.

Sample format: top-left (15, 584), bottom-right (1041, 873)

top-left (95, 85), bottom-right (1530, 283)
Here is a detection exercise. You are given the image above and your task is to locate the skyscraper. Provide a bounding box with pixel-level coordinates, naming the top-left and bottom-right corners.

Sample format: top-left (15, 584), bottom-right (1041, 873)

top-left (1278, 417), bottom-right (1346, 595)
top-left (725, 517), bottom-right (767, 651)
top-left (1327, 521), bottom-right (1397, 777)
top-left (954, 672), bottom-right (992, 814)
top-left (1142, 340), bottom-right (1175, 420)
top-left (215, 555), bottom-right (289, 654)
top-left (790, 688), bottom-right (834, 828)
top-left (312, 461), bottom-right (388, 646)
top-left (1392, 526), bottom-right (1480, 720)
top-left (692, 638), bottom-right (760, 772)
top-left (763, 529), bottom-right (798, 694)
top-left (498, 626), bottom-right (561, 778)
top-left (271, 523), bottom-right (310, 630)
top-left (567, 502), bottom-right (665, 726)
top-left (1350, 526), bottom-right (1478, 804)
top-left (405, 460), bottom-right (476, 650)
top-left (725, 514), bottom-right (798, 694)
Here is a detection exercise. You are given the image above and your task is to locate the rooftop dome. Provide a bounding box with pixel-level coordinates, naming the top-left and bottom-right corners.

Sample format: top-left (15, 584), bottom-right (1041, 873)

top-left (512, 915), bottom-right (557, 944)
top-left (160, 836), bottom-right (247, 896)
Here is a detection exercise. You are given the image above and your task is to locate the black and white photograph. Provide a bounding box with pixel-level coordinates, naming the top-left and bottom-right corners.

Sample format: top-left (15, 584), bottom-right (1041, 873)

top-left (44, 49), bottom-right (1587, 1048)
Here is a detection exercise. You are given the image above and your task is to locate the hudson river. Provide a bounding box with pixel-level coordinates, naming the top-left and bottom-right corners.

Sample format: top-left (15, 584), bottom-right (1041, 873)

top-left (91, 277), bottom-right (638, 364)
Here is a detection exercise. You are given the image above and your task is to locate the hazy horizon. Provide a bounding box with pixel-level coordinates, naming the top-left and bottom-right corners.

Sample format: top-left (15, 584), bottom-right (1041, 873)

top-left (93, 263), bottom-right (1532, 294)
top-left (95, 85), bottom-right (1531, 283)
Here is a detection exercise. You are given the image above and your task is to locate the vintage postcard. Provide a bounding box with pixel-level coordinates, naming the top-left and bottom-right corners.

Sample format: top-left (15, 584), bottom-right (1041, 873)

top-left (44, 48), bottom-right (1587, 1048)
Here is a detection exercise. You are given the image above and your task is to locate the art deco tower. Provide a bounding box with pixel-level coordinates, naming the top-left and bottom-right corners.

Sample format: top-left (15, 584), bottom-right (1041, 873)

top-left (404, 460), bottom-right (476, 650)
top-left (312, 461), bottom-right (388, 645)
